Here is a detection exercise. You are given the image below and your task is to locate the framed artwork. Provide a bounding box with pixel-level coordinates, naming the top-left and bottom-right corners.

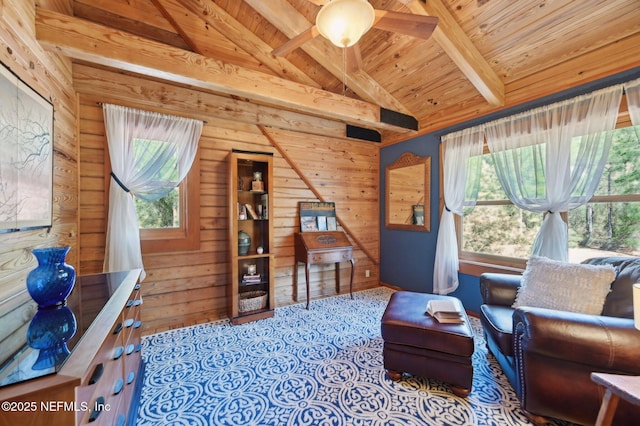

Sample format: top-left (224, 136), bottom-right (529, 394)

top-left (0, 64), bottom-right (54, 232)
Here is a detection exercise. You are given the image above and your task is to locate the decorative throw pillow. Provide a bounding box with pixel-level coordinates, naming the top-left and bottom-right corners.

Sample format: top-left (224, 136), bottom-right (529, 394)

top-left (512, 256), bottom-right (616, 315)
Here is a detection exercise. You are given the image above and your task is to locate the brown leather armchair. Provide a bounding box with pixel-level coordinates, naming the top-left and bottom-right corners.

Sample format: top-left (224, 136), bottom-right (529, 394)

top-left (479, 257), bottom-right (640, 426)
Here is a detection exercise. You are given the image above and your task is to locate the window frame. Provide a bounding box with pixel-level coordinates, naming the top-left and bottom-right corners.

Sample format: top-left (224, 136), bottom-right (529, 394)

top-left (104, 145), bottom-right (201, 255)
top-left (455, 96), bottom-right (633, 275)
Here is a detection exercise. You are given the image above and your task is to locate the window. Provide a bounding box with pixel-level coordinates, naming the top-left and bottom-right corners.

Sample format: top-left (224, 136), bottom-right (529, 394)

top-left (137, 154), bottom-right (200, 254)
top-left (105, 142), bottom-right (200, 254)
top-left (134, 137), bottom-right (181, 230)
top-left (136, 186), bottom-right (180, 229)
top-left (459, 123), bottom-right (640, 269)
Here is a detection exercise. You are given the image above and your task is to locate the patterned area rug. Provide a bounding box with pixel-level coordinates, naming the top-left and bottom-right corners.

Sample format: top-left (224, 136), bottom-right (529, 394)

top-left (136, 287), bottom-right (572, 425)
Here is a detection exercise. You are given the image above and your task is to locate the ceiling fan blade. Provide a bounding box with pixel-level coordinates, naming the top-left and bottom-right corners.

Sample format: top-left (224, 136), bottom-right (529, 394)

top-left (373, 10), bottom-right (438, 40)
top-left (272, 25), bottom-right (320, 57)
top-left (346, 45), bottom-right (363, 74)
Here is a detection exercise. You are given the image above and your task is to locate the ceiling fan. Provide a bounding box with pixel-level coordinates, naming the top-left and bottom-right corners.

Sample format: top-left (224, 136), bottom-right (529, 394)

top-left (272, 0), bottom-right (439, 72)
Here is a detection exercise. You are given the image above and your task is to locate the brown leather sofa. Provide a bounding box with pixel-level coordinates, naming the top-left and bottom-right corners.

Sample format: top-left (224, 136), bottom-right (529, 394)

top-left (479, 257), bottom-right (640, 426)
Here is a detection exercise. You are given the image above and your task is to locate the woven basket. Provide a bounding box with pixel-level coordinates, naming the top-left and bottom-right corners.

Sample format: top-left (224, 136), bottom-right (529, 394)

top-left (239, 290), bottom-right (268, 313)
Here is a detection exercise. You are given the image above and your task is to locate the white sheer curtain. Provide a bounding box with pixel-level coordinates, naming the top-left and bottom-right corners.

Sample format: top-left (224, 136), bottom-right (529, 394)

top-left (103, 104), bottom-right (203, 280)
top-left (485, 85), bottom-right (623, 261)
top-left (623, 77), bottom-right (640, 126)
top-left (433, 127), bottom-right (484, 294)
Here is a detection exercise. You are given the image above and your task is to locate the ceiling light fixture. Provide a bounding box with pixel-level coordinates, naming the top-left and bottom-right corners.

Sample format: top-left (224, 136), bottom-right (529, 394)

top-left (315, 0), bottom-right (375, 48)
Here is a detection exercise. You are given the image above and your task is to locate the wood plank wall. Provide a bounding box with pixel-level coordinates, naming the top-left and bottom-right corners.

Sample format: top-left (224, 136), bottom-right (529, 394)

top-left (0, 0), bottom-right (77, 367)
top-left (76, 74), bottom-right (381, 334)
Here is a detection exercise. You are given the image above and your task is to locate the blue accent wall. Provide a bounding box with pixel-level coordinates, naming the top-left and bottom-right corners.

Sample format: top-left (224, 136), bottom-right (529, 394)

top-left (380, 134), bottom-right (440, 293)
top-left (380, 67), bottom-right (640, 312)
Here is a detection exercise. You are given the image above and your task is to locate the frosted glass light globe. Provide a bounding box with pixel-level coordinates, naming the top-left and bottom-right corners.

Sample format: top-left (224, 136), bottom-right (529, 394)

top-left (316, 0), bottom-right (375, 48)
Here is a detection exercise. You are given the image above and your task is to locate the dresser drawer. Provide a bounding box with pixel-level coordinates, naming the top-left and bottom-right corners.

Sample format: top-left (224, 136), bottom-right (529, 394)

top-left (123, 306), bottom-right (141, 344)
top-left (77, 302), bottom-right (129, 424)
top-left (125, 285), bottom-right (142, 311)
top-left (77, 355), bottom-right (124, 424)
top-left (88, 389), bottom-right (128, 426)
top-left (82, 318), bottom-right (124, 381)
top-left (309, 248), bottom-right (352, 264)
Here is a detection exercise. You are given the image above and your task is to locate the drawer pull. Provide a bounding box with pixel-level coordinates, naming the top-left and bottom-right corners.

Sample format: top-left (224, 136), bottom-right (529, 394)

top-left (134, 320), bottom-right (142, 329)
top-left (126, 300), bottom-right (134, 308)
top-left (113, 322), bottom-right (123, 335)
top-left (134, 284), bottom-right (141, 290)
top-left (88, 363), bottom-right (104, 385)
top-left (88, 396), bottom-right (105, 422)
top-left (126, 371), bottom-right (135, 384)
top-left (136, 343), bottom-right (142, 352)
top-left (124, 319), bottom-right (134, 328)
top-left (114, 346), bottom-right (124, 360)
top-left (113, 378), bottom-right (124, 395)
top-left (133, 299), bottom-right (142, 307)
top-left (126, 344), bottom-right (135, 355)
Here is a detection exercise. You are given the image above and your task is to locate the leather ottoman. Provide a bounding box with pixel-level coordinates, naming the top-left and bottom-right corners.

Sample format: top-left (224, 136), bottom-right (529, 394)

top-left (381, 291), bottom-right (475, 397)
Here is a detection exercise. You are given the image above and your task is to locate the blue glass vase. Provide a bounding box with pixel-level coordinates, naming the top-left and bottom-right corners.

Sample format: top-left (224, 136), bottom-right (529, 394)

top-left (27, 305), bottom-right (77, 370)
top-left (26, 246), bottom-right (76, 308)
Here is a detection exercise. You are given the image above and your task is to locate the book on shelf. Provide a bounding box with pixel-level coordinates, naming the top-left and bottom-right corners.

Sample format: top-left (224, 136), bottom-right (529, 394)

top-left (426, 299), bottom-right (464, 324)
top-left (244, 203), bottom-right (259, 220)
top-left (242, 273), bottom-right (261, 283)
top-left (261, 194), bottom-right (268, 219)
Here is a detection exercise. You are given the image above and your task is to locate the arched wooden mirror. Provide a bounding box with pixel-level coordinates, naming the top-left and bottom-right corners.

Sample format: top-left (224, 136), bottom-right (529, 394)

top-left (385, 152), bottom-right (430, 231)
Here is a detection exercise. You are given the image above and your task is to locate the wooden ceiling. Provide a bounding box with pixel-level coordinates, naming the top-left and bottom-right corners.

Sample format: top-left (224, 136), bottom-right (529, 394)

top-left (37, 0), bottom-right (640, 144)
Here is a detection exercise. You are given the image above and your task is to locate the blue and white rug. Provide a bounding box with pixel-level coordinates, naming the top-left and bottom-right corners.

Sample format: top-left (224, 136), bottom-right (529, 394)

top-left (136, 287), bottom-right (571, 425)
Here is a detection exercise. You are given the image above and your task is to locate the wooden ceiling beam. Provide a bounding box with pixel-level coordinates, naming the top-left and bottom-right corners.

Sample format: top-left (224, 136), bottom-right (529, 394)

top-left (383, 31), bottom-right (640, 146)
top-left (401, 0), bottom-right (505, 107)
top-left (244, 0), bottom-right (414, 116)
top-left (35, 7), bottom-right (415, 133)
top-left (75, 1), bottom-right (191, 51)
top-left (150, 0), bottom-right (204, 54)
top-left (71, 63), bottom-right (351, 138)
top-left (173, 0), bottom-right (321, 88)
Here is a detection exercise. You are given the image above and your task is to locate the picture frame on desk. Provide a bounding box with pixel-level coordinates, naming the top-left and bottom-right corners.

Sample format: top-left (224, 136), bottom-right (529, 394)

top-left (317, 215), bottom-right (327, 231)
top-left (300, 216), bottom-right (318, 232)
top-left (298, 201), bottom-right (337, 232)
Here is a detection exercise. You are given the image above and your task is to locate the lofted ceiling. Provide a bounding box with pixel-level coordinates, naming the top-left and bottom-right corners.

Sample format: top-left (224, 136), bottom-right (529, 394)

top-left (38, 0), bottom-right (640, 143)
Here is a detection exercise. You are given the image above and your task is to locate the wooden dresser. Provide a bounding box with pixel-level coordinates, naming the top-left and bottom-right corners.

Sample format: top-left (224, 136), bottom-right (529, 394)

top-left (0, 269), bottom-right (144, 426)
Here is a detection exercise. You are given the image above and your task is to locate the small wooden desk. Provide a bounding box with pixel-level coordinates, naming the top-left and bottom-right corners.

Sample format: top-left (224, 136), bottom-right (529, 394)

top-left (294, 231), bottom-right (354, 309)
top-left (591, 372), bottom-right (640, 426)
